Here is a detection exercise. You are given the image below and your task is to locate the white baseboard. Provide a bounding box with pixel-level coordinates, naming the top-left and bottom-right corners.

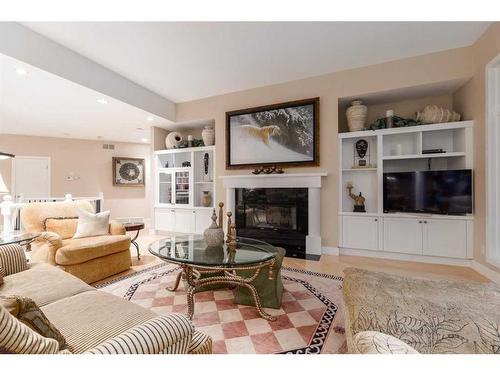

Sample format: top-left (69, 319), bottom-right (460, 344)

top-left (339, 247), bottom-right (473, 267)
top-left (472, 261), bottom-right (500, 284)
top-left (322, 246), bottom-right (339, 256)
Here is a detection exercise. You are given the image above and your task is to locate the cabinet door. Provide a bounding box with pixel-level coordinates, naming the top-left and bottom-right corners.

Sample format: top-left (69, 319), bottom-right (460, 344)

top-left (174, 170), bottom-right (191, 206)
top-left (422, 219), bottom-right (467, 258)
top-left (155, 209), bottom-right (175, 231)
top-left (342, 216), bottom-right (379, 250)
top-left (158, 172), bottom-right (174, 205)
top-left (383, 217), bottom-right (422, 255)
top-left (195, 210), bottom-right (213, 234)
top-left (174, 209), bottom-right (195, 233)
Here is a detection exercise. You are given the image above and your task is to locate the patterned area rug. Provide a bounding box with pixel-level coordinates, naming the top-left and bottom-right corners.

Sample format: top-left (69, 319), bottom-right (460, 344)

top-left (98, 263), bottom-right (346, 354)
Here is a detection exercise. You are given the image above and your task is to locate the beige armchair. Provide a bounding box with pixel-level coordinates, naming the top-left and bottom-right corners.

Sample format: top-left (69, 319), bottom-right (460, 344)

top-left (21, 201), bottom-right (132, 284)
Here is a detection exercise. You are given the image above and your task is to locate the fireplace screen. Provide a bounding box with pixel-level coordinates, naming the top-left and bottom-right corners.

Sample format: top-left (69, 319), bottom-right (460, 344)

top-left (235, 188), bottom-right (308, 234)
top-left (244, 204), bottom-right (297, 230)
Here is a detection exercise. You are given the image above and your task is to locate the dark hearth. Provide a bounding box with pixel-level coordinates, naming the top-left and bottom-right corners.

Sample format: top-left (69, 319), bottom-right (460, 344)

top-left (235, 188), bottom-right (308, 259)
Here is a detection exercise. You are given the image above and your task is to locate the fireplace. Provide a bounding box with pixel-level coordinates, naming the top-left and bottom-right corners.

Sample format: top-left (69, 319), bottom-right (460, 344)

top-left (235, 188), bottom-right (308, 259)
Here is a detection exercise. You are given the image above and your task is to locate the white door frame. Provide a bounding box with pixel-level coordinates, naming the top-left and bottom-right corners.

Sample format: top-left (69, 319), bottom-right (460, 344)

top-left (486, 53), bottom-right (500, 268)
top-left (11, 156), bottom-right (51, 199)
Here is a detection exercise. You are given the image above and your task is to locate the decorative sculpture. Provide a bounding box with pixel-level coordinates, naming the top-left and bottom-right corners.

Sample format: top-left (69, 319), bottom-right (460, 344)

top-left (203, 209), bottom-right (224, 247)
top-left (346, 181), bottom-right (366, 213)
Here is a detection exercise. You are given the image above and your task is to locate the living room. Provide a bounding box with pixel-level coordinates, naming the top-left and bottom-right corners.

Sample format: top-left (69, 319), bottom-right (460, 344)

top-left (1, 1), bottom-right (499, 373)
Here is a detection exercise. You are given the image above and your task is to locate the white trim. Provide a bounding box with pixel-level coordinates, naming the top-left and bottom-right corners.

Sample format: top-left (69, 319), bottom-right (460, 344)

top-left (472, 261), bottom-right (500, 284)
top-left (485, 53), bottom-right (500, 267)
top-left (338, 121), bottom-right (473, 139)
top-left (220, 173), bottom-right (327, 189)
top-left (339, 247), bottom-right (473, 267)
top-left (11, 156), bottom-right (51, 199)
top-left (322, 246), bottom-right (339, 256)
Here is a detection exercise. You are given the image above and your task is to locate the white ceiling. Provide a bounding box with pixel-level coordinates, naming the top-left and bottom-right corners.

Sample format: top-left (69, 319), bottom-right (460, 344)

top-left (23, 22), bottom-right (490, 103)
top-left (0, 53), bottom-right (170, 143)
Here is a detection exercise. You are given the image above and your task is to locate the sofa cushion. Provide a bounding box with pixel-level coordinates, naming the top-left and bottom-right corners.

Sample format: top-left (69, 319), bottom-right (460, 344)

top-left (56, 235), bottom-right (130, 265)
top-left (1, 295), bottom-right (67, 350)
top-left (73, 209), bottom-right (110, 239)
top-left (0, 304), bottom-right (60, 354)
top-left (0, 263), bottom-right (93, 307)
top-left (0, 244), bottom-right (28, 276)
top-left (44, 217), bottom-right (78, 239)
top-left (352, 331), bottom-right (419, 354)
top-left (41, 290), bottom-right (156, 353)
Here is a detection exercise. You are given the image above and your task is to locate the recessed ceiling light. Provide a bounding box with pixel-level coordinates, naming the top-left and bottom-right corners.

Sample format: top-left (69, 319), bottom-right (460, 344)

top-left (141, 138), bottom-right (149, 143)
top-left (16, 67), bottom-right (28, 76)
top-left (97, 136), bottom-right (103, 139)
top-left (63, 133), bottom-right (71, 136)
top-left (97, 98), bottom-right (108, 104)
top-left (136, 127), bottom-right (144, 131)
top-left (147, 116), bottom-right (154, 122)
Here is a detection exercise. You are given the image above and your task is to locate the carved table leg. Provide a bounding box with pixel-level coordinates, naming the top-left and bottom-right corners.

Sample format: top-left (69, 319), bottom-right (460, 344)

top-left (167, 270), bottom-right (183, 292)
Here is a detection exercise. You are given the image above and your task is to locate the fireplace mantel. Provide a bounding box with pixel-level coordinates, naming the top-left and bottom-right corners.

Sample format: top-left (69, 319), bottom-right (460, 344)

top-left (220, 172), bottom-right (327, 259)
top-left (219, 172), bottom-right (327, 189)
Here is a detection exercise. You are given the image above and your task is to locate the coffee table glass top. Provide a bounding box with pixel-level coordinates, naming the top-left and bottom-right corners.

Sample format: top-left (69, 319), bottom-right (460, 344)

top-left (0, 231), bottom-right (40, 246)
top-left (148, 235), bottom-right (275, 267)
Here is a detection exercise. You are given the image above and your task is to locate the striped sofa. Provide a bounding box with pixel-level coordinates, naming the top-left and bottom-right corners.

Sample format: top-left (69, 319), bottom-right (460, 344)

top-left (0, 244), bottom-right (212, 354)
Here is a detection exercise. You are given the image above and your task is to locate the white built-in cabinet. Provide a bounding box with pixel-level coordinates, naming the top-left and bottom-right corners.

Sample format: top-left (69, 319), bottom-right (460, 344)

top-left (338, 121), bottom-right (474, 261)
top-left (153, 146), bottom-right (215, 234)
top-left (341, 215), bottom-right (380, 251)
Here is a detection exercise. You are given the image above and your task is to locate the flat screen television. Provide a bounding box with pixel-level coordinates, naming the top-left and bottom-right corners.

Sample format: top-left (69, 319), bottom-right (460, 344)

top-left (383, 169), bottom-right (473, 215)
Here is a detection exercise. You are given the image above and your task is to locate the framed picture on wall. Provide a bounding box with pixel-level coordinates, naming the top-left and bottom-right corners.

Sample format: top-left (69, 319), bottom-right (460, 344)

top-left (225, 97), bottom-right (320, 169)
top-left (112, 157), bottom-right (145, 187)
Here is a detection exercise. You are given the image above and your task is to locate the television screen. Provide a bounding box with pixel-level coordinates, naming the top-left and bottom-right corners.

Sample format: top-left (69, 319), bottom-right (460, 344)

top-left (383, 169), bottom-right (473, 215)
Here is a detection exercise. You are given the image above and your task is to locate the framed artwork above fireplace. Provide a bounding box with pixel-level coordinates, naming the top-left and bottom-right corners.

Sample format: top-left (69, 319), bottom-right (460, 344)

top-left (225, 97), bottom-right (320, 169)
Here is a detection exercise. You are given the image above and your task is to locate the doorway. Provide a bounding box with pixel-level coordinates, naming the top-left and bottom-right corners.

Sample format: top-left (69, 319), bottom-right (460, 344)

top-left (12, 156), bottom-right (51, 199)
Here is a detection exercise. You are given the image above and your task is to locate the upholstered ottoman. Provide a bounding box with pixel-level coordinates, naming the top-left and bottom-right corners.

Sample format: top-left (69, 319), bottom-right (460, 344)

top-left (233, 246), bottom-right (285, 309)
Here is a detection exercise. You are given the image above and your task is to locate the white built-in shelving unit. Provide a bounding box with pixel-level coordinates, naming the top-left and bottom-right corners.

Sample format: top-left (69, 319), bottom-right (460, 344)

top-left (153, 146), bottom-right (215, 234)
top-left (338, 121), bottom-right (474, 263)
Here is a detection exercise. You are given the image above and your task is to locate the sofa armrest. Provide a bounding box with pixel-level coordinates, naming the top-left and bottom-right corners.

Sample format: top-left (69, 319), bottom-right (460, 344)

top-left (31, 232), bottom-right (63, 265)
top-left (85, 314), bottom-right (195, 354)
top-left (109, 220), bottom-right (126, 235)
top-left (352, 331), bottom-right (419, 354)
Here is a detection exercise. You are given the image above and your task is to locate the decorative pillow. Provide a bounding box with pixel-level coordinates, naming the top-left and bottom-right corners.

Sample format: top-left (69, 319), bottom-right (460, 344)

top-left (0, 267), bottom-right (4, 285)
top-left (0, 304), bottom-right (60, 354)
top-left (44, 217), bottom-right (78, 239)
top-left (0, 295), bottom-right (68, 350)
top-left (0, 244), bottom-right (28, 276)
top-left (73, 208), bottom-right (110, 239)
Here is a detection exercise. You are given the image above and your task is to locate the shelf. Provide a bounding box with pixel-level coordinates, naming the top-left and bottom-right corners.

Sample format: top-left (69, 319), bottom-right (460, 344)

top-left (382, 152), bottom-right (465, 161)
top-left (342, 168), bottom-right (378, 172)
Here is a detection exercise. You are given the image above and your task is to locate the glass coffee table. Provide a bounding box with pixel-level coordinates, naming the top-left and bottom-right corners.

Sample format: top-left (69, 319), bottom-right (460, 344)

top-left (149, 235), bottom-right (277, 321)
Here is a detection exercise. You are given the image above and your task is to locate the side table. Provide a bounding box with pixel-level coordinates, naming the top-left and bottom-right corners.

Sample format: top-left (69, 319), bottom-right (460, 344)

top-left (124, 223), bottom-right (145, 260)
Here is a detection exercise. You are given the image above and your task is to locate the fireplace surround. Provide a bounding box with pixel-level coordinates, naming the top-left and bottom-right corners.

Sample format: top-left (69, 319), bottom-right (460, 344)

top-left (235, 188), bottom-right (308, 258)
top-left (220, 173), bottom-right (327, 259)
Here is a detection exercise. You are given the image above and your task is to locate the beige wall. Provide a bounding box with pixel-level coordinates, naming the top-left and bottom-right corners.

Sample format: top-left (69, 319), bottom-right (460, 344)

top-left (0, 134), bottom-right (151, 219)
top-left (176, 46), bottom-right (475, 250)
top-left (453, 23), bottom-right (500, 274)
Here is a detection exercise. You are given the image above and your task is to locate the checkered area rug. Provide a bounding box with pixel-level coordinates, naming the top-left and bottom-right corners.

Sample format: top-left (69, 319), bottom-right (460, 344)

top-left (98, 263), bottom-right (346, 354)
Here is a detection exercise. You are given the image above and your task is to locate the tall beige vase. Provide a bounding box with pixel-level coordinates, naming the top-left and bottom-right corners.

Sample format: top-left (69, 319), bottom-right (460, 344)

top-left (202, 126), bottom-right (215, 146)
top-left (346, 100), bottom-right (368, 132)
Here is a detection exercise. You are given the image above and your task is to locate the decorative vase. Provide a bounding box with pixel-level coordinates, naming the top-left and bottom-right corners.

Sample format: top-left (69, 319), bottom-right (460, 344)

top-left (346, 100), bottom-right (368, 132)
top-left (203, 209), bottom-right (224, 247)
top-left (201, 191), bottom-right (211, 207)
top-left (202, 126), bottom-right (215, 146)
top-left (165, 132), bottom-right (183, 149)
top-left (415, 105), bottom-right (461, 124)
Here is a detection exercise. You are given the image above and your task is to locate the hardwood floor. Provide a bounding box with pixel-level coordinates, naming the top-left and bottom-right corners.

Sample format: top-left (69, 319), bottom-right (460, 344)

top-left (95, 233), bottom-right (489, 285)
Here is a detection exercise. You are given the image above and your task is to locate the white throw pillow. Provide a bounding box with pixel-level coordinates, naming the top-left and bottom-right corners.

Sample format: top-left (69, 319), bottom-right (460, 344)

top-left (73, 208), bottom-right (110, 239)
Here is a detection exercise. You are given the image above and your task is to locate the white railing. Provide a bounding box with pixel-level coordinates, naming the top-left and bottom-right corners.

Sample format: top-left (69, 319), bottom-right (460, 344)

top-left (0, 192), bottom-right (104, 234)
